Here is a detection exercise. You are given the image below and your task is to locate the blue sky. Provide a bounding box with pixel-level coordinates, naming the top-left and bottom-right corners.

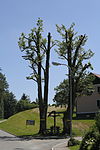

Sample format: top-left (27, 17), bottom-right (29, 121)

top-left (0, 0), bottom-right (100, 103)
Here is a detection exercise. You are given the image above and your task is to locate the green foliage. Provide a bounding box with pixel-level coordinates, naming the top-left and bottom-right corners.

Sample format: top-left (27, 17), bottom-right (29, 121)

top-left (18, 18), bottom-right (44, 82)
top-left (55, 23), bottom-right (94, 62)
top-left (90, 135), bottom-right (100, 150)
top-left (16, 93), bottom-right (37, 113)
top-left (53, 23), bottom-right (94, 133)
top-left (68, 138), bottom-right (80, 147)
top-left (55, 23), bottom-right (94, 91)
top-left (0, 72), bottom-right (9, 92)
top-left (53, 79), bottom-right (69, 106)
top-left (76, 73), bottom-right (95, 97)
top-left (18, 18), bottom-right (55, 134)
top-left (79, 113), bottom-right (100, 150)
top-left (18, 18), bottom-right (55, 83)
top-left (53, 73), bottom-right (95, 106)
top-left (3, 91), bottom-right (17, 119)
top-left (0, 72), bottom-right (9, 119)
top-left (0, 71), bottom-right (18, 119)
top-left (95, 113), bottom-right (100, 132)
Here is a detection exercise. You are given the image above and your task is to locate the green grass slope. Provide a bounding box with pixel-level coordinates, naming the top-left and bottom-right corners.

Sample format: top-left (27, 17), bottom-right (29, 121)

top-left (0, 108), bottom-right (40, 136)
top-left (0, 107), bottom-right (95, 137)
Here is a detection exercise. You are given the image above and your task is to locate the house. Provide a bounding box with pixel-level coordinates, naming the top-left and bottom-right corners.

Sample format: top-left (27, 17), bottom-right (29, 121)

top-left (76, 73), bottom-right (100, 118)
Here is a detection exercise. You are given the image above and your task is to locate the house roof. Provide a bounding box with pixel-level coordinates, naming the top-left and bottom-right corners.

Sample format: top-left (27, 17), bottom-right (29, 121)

top-left (93, 73), bottom-right (100, 78)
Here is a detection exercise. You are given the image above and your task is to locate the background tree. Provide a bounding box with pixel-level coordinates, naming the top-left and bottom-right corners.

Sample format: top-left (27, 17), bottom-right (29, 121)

top-left (3, 91), bottom-right (17, 119)
top-left (0, 71), bottom-right (17, 119)
top-left (0, 71), bottom-right (9, 118)
top-left (53, 74), bottom-right (94, 106)
top-left (53, 79), bottom-right (69, 106)
top-left (21, 93), bottom-right (29, 101)
top-left (16, 93), bottom-right (34, 112)
top-left (18, 18), bottom-right (55, 134)
top-left (53, 23), bottom-right (94, 134)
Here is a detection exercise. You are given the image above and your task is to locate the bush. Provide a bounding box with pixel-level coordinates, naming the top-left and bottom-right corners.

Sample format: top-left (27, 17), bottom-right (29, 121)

top-left (68, 138), bottom-right (80, 147)
top-left (95, 113), bottom-right (100, 132)
top-left (79, 113), bottom-right (100, 150)
top-left (90, 134), bottom-right (100, 150)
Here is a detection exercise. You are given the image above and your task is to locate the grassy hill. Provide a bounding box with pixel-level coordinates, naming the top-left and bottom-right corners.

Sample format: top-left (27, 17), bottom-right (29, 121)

top-left (0, 108), bottom-right (39, 136)
top-left (0, 107), bottom-right (95, 137)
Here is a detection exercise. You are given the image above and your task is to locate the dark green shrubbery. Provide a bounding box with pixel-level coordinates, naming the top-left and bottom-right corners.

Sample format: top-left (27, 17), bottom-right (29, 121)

top-left (16, 93), bottom-right (38, 113)
top-left (68, 138), bottom-right (80, 147)
top-left (79, 113), bottom-right (100, 150)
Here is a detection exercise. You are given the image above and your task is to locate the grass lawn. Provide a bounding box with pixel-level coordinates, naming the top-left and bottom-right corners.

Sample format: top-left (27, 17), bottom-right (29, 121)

top-left (69, 145), bottom-right (80, 150)
top-left (0, 107), bottom-right (95, 137)
top-left (72, 119), bottom-right (95, 136)
top-left (0, 109), bottom-right (40, 136)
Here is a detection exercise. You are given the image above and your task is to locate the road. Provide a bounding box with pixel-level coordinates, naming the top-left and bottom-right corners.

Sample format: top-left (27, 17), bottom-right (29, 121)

top-left (0, 130), bottom-right (67, 150)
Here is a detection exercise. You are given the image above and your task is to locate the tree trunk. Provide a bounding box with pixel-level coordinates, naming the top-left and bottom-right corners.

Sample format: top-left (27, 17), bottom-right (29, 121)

top-left (38, 74), bottom-right (47, 134)
top-left (38, 72), bottom-right (44, 134)
top-left (39, 105), bottom-right (46, 134)
top-left (63, 102), bottom-right (75, 135)
top-left (43, 32), bottom-right (51, 131)
top-left (36, 32), bottom-right (46, 134)
top-left (63, 32), bottom-right (73, 135)
top-left (38, 32), bottom-right (51, 134)
top-left (63, 82), bottom-right (76, 135)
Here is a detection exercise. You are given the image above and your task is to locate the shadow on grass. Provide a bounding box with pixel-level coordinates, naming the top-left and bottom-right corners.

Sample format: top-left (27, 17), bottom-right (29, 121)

top-left (0, 136), bottom-right (22, 141)
top-left (18, 133), bottom-right (67, 140)
top-left (72, 116), bottom-right (94, 120)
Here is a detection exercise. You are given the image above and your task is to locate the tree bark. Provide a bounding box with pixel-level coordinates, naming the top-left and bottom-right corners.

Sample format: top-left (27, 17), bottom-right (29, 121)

top-left (63, 31), bottom-right (73, 135)
top-left (38, 61), bottom-right (44, 134)
top-left (36, 31), bottom-right (45, 134)
top-left (44, 32), bottom-right (51, 130)
top-left (38, 33), bottom-right (51, 134)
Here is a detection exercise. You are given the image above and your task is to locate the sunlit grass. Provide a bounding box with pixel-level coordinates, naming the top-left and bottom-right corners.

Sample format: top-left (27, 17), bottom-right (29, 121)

top-left (72, 119), bottom-right (95, 136)
top-left (0, 109), bottom-right (40, 136)
top-left (69, 145), bottom-right (80, 150)
top-left (0, 107), bottom-right (95, 137)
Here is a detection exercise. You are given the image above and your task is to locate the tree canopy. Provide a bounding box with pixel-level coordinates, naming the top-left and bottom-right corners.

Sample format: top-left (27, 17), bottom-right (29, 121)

top-left (53, 73), bottom-right (95, 106)
top-left (0, 71), bottom-right (17, 119)
top-left (16, 93), bottom-right (35, 112)
top-left (0, 71), bottom-right (9, 118)
top-left (53, 79), bottom-right (69, 106)
top-left (3, 91), bottom-right (17, 119)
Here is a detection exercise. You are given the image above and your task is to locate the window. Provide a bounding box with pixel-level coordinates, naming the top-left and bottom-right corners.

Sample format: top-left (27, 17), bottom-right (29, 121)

top-left (97, 87), bottom-right (100, 93)
top-left (97, 100), bottom-right (100, 108)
